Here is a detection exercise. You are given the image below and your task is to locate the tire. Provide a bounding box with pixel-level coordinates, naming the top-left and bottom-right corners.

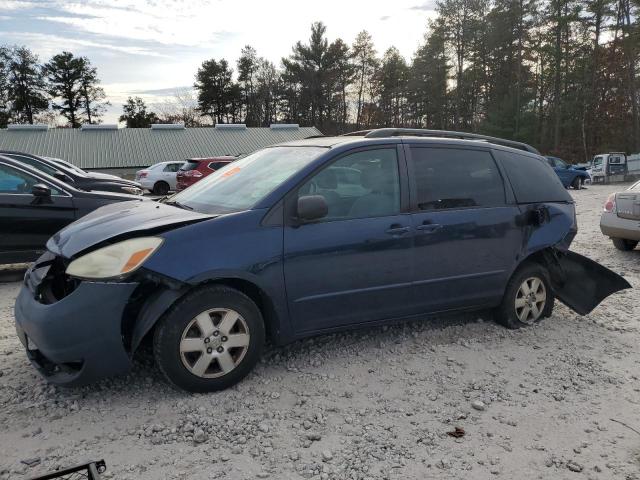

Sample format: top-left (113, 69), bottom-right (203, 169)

top-left (612, 238), bottom-right (639, 251)
top-left (153, 181), bottom-right (170, 196)
top-left (153, 285), bottom-right (265, 392)
top-left (571, 177), bottom-right (583, 190)
top-left (494, 263), bottom-right (554, 329)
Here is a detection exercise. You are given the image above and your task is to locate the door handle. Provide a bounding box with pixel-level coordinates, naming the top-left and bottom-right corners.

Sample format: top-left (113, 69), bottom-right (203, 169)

top-left (416, 223), bottom-right (442, 233)
top-left (385, 225), bottom-right (411, 236)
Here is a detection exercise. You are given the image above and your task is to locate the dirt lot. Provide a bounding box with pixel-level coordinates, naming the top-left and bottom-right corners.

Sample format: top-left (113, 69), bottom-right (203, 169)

top-left (1, 184), bottom-right (639, 480)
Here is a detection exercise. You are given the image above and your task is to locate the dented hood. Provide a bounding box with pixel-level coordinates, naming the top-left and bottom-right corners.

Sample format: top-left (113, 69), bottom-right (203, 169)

top-left (47, 200), bottom-right (213, 259)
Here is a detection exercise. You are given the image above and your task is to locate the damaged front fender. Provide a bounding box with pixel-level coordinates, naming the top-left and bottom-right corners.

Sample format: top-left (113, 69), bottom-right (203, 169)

top-left (545, 250), bottom-right (631, 315)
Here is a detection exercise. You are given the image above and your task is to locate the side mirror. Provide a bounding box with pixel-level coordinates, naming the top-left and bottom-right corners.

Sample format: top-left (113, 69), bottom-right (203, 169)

top-left (53, 170), bottom-right (71, 182)
top-left (297, 195), bottom-right (328, 222)
top-left (32, 183), bottom-right (51, 198)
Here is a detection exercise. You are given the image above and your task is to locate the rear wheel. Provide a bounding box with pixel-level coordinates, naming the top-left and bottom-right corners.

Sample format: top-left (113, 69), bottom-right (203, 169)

top-left (153, 181), bottom-right (170, 196)
top-left (153, 285), bottom-right (265, 392)
top-left (571, 177), bottom-right (583, 190)
top-left (612, 238), bottom-right (639, 251)
top-left (494, 264), bottom-right (554, 329)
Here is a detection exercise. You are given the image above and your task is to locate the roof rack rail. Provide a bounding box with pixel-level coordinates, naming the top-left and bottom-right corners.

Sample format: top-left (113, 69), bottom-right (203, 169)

top-left (343, 128), bottom-right (540, 154)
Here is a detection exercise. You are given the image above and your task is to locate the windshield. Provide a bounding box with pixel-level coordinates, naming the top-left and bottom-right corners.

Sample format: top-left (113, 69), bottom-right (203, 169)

top-left (171, 146), bottom-right (326, 214)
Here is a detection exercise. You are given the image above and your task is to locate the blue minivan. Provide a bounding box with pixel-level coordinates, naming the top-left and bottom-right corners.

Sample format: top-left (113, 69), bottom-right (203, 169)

top-left (14, 129), bottom-right (630, 392)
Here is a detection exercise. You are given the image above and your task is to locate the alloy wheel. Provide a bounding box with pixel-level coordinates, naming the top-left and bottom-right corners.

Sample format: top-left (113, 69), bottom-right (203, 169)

top-left (514, 277), bottom-right (547, 324)
top-left (179, 308), bottom-right (250, 378)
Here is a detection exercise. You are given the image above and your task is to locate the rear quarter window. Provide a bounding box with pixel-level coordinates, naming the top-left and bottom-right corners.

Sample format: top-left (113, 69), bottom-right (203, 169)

top-left (180, 160), bottom-right (199, 171)
top-left (494, 150), bottom-right (572, 203)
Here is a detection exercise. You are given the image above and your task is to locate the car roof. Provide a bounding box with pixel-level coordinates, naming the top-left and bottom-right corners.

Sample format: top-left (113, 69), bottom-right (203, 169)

top-left (0, 150), bottom-right (80, 176)
top-left (273, 128), bottom-right (541, 156)
top-left (0, 154), bottom-right (76, 192)
top-left (187, 156), bottom-right (236, 161)
top-left (276, 135), bottom-right (542, 158)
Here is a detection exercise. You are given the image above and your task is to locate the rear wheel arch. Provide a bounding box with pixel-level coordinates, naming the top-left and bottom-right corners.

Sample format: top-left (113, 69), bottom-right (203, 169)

top-left (153, 180), bottom-right (170, 195)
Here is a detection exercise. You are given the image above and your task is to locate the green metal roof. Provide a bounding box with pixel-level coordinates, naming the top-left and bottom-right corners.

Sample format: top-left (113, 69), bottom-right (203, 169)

top-left (0, 125), bottom-right (322, 169)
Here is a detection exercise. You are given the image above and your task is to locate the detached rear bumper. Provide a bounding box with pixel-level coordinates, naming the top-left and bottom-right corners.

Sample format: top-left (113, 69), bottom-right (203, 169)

top-left (14, 277), bottom-right (138, 386)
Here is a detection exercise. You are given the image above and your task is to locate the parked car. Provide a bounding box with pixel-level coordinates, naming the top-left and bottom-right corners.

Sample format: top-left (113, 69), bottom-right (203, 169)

top-left (0, 155), bottom-right (144, 264)
top-left (14, 128), bottom-right (630, 392)
top-left (135, 161), bottom-right (184, 195)
top-left (0, 151), bottom-right (144, 196)
top-left (600, 180), bottom-right (640, 251)
top-left (46, 157), bottom-right (124, 181)
top-left (545, 156), bottom-right (591, 189)
top-left (176, 156), bottom-right (236, 191)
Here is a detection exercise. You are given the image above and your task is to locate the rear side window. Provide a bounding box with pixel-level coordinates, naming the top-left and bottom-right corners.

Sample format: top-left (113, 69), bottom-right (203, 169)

top-left (208, 161), bottom-right (230, 170)
top-left (410, 147), bottom-right (505, 211)
top-left (180, 160), bottom-right (199, 171)
top-left (494, 150), bottom-right (572, 203)
top-left (163, 163), bottom-right (181, 172)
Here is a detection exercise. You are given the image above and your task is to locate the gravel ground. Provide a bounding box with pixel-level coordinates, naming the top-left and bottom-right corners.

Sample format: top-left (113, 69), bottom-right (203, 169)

top-left (1, 184), bottom-right (639, 480)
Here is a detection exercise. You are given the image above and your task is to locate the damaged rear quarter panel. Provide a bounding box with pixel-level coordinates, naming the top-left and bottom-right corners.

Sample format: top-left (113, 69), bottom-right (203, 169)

top-left (519, 202), bottom-right (576, 257)
top-left (517, 203), bottom-right (630, 315)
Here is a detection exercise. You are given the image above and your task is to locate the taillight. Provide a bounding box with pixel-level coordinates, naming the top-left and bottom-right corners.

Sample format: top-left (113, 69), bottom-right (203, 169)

top-left (603, 193), bottom-right (616, 213)
top-left (138, 171), bottom-right (148, 178)
top-left (185, 170), bottom-right (203, 178)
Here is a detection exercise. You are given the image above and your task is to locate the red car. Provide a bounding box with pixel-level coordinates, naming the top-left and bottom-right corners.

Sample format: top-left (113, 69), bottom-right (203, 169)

top-left (176, 156), bottom-right (236, 191)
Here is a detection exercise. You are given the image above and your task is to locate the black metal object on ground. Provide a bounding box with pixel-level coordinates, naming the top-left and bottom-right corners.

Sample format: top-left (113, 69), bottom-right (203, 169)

top-left (27, 460), bottom-right (106, 480)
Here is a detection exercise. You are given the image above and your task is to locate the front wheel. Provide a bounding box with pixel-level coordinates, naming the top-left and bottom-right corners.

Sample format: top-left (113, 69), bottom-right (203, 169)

top-left (494, 264), bottom-right (554, 329)
top-left (153, 285), bottom-right (265, 392)
top-left (612, 238), bottom-right (639, 251)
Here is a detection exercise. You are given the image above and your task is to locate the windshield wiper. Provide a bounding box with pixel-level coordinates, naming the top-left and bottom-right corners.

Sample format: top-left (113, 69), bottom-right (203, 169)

top-left (163, 200), bottom-right (193, 210)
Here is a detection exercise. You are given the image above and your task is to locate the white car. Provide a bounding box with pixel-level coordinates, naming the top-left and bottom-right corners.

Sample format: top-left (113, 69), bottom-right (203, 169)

top-left (600, 180), bottom-right (640, 251)
top-left (135, 161), bottom-right (184, 195)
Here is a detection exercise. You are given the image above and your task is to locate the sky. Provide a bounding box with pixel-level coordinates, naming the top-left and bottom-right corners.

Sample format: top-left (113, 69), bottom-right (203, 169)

top-left (0, 0), bottom-right (438, 123)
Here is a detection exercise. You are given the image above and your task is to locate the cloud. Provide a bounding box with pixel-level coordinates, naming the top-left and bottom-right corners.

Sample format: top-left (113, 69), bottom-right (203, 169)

top-left (0, 1), bottom-right (35, 11)
top-left (410, 1), bottom-right (437, 11)
top-left (132, 86), bottom-right (194, 95)
top-left (5, 31), bottom-right (168, 58)
top-left (1, 0), bottom-right (440, 123)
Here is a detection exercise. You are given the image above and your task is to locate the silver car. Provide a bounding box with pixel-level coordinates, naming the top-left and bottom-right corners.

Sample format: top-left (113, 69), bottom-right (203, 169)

top-left (600, 180), bottom-right (640, 250)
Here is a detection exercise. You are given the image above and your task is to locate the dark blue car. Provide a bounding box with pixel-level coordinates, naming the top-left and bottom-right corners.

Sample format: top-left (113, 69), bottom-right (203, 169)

top-left (545, 156), bottom-right (591, 189)
top-left (14, 129), bottom-right (630, 392)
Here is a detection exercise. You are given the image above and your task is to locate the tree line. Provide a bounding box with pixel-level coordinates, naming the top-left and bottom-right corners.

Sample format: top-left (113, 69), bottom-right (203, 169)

top-left (183, 0), bottom-right (640, 161)
top-left (2, 0), bottom-right (640, 161)
top-left (0, 47), bottom-right (107, 128)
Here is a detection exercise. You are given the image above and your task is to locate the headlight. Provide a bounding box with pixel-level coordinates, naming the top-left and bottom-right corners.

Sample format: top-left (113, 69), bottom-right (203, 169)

top-left (121, 186), bottom-right (143, 195)
top-left (66, 237), bottom-right (163, 279)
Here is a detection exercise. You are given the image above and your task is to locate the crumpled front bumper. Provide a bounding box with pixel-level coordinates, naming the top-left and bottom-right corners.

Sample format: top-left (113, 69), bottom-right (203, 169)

top-left (14, 264), bottom-right (138, 386)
